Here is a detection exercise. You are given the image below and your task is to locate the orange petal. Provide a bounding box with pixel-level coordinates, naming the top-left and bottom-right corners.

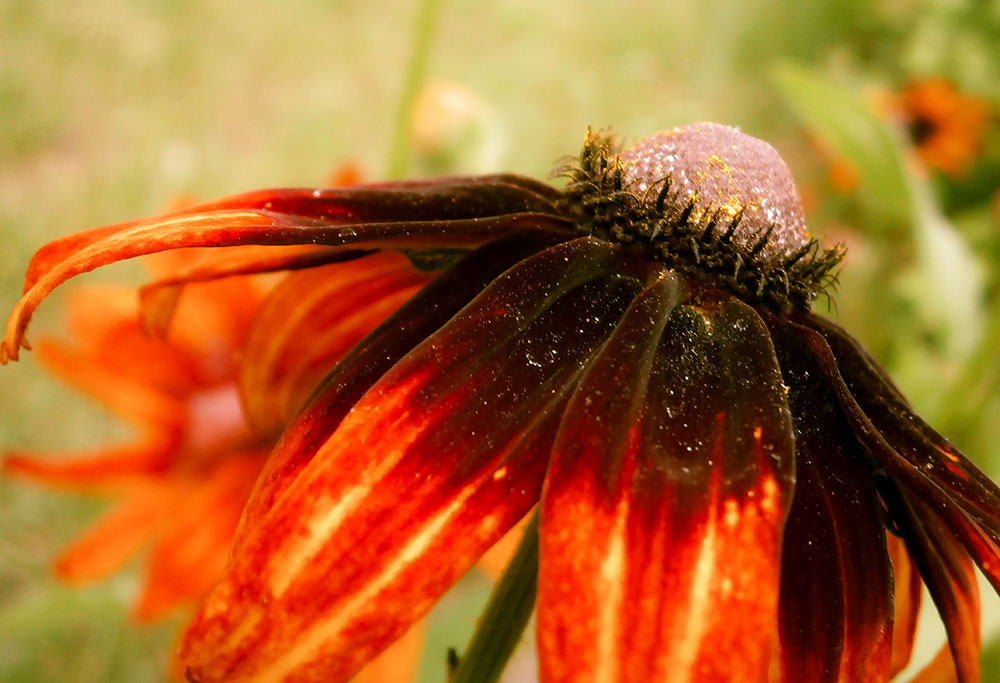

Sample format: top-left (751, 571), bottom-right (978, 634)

top-left (910, 641), bottom-right (962, 683)
top-left (478, 513), bottom-right (530, 581)
top-left (34, 339), bottom-right (187, 428)
top-left (54, 487), bottom-right (176, 583)
top-left (134, 453), bottom-right (266, 621)
top-left (61, 284), bottom-right (140, 345)
top-left (42, 330), bottom-right (204, 400)
top-left (5, 443), bottom-right (173, 491)
top-left (324, 161), bottom-right (363, 188)
top-left (239, 251), bottom-right (432, 434)
top-left (538, 282), bottom-right (796, 682)
top-left (163, 275), bottom-right (266, 381)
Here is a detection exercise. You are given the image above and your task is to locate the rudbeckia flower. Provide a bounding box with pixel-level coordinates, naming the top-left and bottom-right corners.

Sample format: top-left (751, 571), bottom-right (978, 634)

top-left (893, 78), bottom-right (991, 178)
top-left (4, 122), bottom-right (1000, 682)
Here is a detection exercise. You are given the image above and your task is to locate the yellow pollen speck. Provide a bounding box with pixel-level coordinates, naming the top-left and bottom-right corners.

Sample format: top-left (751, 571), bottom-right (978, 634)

top-left (723, 499), bottom-right (740, 527)
top-left (717, 196), bottom-right (747, 218)
top-left (493, 466), bottom-right (508, 481)
top-left (707, 153), bottom-right (731, 174)
top-left (753, 426), bottom-right (763, 440)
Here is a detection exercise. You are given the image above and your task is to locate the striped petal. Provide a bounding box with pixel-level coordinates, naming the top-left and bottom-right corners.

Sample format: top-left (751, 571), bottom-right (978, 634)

top-left (233, 235), bottom-right (561, 545)
top-left (3, 176), bottom-right (571, 363)
top-left (537, 282), bottom-right (796, 682)
top-left (20, 175), bottom-right (560, 293)
top-left (239, 251), bottom-right (433, 435)
top-left (768, 320), bottom-right (892, 682)
top-left (179, 238), bottom-right (641, 682)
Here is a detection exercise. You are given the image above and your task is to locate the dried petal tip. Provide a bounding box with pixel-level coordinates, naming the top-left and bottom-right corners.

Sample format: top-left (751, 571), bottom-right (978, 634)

top-left (619, 122), bottom-right (811, 264)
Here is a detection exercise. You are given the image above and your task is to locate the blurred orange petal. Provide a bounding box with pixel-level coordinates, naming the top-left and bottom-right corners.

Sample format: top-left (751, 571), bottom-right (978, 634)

top-left (325, 161), bottom-right (363, 188)
top-left (5, 444), bottom-right (172, 491)
top-left (134, 454), bottom-right (266, 621)
top-left (36, 339), bottom-right (187, 428)
top-left (54, 487), bottom-right (176, 583)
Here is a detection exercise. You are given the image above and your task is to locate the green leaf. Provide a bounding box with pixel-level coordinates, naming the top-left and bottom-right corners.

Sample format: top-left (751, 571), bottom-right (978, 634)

top-left (771, 61), bottom-right (912, 230)
top-left (903, 171), bottom-right (985, 361)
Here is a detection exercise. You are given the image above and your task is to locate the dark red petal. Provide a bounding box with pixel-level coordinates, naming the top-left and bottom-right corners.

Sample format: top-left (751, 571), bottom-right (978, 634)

top-left (538, 283), bottom-right (796, 682)
top-left (239, 251), bottom-right (432, 435)
top-left (768, 322), bottom-right (892, 682)
top-left (802, 313), bottom-right (1000, 540)
top-left (879, 481), bottom-right (981, 682)
top-left (791, 320), bottom-right (1000, 595)
top-left (3, 177), bottom-right (572, 363)
top-left (20, 175), bottom-right (561, 292)
top-left (180, 237), bottom-right (640, 682)
top-left (185, 174), bottom-right (565, 216)
top-left (232, 235), bottom-right (560, 547)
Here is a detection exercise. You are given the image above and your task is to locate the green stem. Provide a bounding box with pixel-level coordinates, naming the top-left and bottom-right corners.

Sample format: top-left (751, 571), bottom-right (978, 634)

top-left (450, 509), bottom-right (539, 683)
top-left (386, 0), bottom-right (443, 179)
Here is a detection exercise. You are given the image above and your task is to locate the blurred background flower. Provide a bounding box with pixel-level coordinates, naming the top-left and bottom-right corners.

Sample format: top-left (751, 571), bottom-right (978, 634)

top-left (1, 0), bottom-right (998, 680)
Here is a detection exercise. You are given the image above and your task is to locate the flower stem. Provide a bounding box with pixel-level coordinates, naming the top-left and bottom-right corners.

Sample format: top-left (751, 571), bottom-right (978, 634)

top-left (386, 0), bottom-right (443, 179)
top-left (450, 509), bottom-right (539, 683)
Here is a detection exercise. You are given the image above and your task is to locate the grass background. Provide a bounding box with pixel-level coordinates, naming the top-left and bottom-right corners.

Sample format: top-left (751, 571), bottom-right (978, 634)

top-left (2, 0), bottom-right (999, 680)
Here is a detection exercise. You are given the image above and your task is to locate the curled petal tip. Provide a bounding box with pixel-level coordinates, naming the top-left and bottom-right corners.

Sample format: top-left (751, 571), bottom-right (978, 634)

top-left (1, 338), bottom-right (19, 364)
top-left (2, 303), bottom-right (32, 363)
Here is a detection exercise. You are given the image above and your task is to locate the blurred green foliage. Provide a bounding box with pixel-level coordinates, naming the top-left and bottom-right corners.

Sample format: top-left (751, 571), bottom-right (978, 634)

top-left (1, 0), bottom-right (998, 681)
